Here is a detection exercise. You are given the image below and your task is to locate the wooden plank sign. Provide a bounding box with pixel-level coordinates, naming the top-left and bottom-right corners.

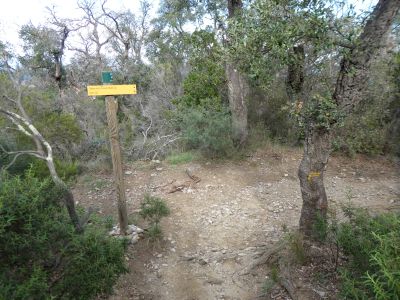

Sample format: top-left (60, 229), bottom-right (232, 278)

top-left (87, 84), bottom-right (137, 96)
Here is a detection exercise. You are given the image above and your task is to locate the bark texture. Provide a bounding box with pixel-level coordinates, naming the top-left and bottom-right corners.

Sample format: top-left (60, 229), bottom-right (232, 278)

top-left (225, 63), bottom-right (249, 146)
top-left (286, 45), bottom-right (305, 103)
top-left (105, 97), bottom-right (129, 235)
top-left (298, 128), bottom-right (330, 237)
top-left (299, 0), bottom-right (400, 238)
top-left (226, 0), bottom-right (249, 146)
top-left (334, 0), bottom-right (400, 113)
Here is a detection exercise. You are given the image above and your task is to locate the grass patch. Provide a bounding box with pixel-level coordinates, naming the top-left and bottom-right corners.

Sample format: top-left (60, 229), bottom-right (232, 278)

top-left (166, 151), bottom-right (197, 165)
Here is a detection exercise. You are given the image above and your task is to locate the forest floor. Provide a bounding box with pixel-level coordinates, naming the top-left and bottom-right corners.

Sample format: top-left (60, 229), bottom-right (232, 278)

top-left (74, 145), bottom-right (399, 300)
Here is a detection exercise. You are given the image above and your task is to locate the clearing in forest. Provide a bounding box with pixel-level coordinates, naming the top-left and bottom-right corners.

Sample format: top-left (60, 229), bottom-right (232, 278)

top-left (74, 147), bottom-right (399, 300)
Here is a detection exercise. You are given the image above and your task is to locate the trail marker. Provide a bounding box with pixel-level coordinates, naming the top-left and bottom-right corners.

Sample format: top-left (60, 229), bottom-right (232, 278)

top-left (87, 73), bottom-right (137, 235)
top-left (87, 84), bottom-right (137, 96)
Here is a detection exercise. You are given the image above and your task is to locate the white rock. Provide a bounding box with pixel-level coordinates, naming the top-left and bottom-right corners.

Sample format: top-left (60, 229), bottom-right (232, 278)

top-left (131, 235), bottom-right (139, 244)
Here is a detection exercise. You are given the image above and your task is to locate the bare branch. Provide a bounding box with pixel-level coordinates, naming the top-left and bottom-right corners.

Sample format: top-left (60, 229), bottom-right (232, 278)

top-left (2, 95), bottom-right (17, 106)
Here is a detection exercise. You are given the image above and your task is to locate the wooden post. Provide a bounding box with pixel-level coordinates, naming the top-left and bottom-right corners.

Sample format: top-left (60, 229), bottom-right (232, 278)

top-left (105, 96), bottom-right (128, 235)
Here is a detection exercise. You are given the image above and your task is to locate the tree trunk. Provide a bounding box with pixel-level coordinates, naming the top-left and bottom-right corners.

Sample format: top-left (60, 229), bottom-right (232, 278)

top-left (226, 0), bottom-right (249, 146)
top-left (286, 45), bottom-right (305, 103)
top-left (298, 127), bottom-right (330, 237)
top-left (46, 158), bottom-right (83, 233)
top-left (298, 0), bottom-right (400, 238)
top-left (225, 63), bottom-right (249, 146)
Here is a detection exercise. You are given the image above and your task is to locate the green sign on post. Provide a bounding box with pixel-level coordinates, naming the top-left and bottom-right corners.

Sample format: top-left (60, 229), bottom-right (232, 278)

top-left (102, 71), bottom-right (113, 83)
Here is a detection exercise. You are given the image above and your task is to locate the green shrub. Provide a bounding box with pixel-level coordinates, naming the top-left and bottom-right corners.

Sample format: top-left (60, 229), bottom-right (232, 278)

top-left (0, 171), bottom-right (127, 300)
top-left (140, 194), bottom-right (170, 241)
top-left (166, 151), bottom-right (197, 165)
top-left (0, 140), bottom-right (80, 181)
top-left (176, 106), bottom-right (234, 158)
top-left (333, 113), bottom-right (388, 156)
top-left (337, 208), bottom-right (400, 299)
top-left (140, 194), bottom-right (170, 226)
top-left (30, 159), bottom-right (81, 182)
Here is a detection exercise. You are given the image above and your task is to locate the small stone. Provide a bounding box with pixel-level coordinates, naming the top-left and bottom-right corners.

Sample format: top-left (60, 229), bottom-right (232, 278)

top-left (125, 171), bottom-right (133, 175)
top-left (131, 235), bottom-right (139, 244)
top-left (314, 290), bottom-right (326, 298)
top-left (157, 254), bottom-right (163, 258)
top-left (156, 167), bottom-right (163, 171)
top-left (198, 258), bottom-right (208, 265)
top-left (206, 278), bottom-right (223, 285)
top-left (284, 174), bottom-right (289, 177)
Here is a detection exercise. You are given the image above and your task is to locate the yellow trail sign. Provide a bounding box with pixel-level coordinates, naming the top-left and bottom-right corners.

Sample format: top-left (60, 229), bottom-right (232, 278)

top-left (87, 84), bottom-right (137, 96)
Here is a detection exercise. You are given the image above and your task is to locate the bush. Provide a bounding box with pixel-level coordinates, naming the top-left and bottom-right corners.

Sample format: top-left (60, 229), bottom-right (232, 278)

top-left (166, 151), bottom-right (197, 165)
top-left (332, 112), bottom-right (388, 156)
top-left (30, 159), bottom-right (81, 182)
top-left (140, 194), bottom-right (170, 241)
top-left (176, 106), bottom-right (235, 158)
top-left (0, 171), bottom-right (127, 299)
top-left (0, 140), bottom-right (81, 181)
top-left (337, 208), bottom-right (400, 299)
top-left (140, 194), bottom-right (170, 226)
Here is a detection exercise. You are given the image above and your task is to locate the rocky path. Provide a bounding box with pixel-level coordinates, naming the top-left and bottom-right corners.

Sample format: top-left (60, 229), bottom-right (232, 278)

top-left (74, 148), bottom-right (399, 299)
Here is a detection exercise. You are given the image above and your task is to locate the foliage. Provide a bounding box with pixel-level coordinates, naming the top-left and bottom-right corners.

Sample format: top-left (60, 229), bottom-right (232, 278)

top-left (335, 208), bottom-right (400, 299)
top-left (332, 56), bottom-right (398, 156)
top-left (386, 52), bottom-right (400, 156)
top-left (0, 171), bottom-right (127, 299)
top-left (30, 159), bottom-right (81, 182)
top-left (140, 194), bottom-right (170, 241)
top-left (166, 151), bottom-right (197, 165)
top-left (227, 0), bottom-right (333, 88)
top-left (0, 146), bottom-right (81, 182)
top-left (175, 106), bottom-right (235, 158)
top-left (19, 24), bottom-right (63, 77)
top-left (332, 114), bottom-right (388, 156)
top-left (173, 30), bottom-right (225, 110)
top-left (294, 94), bottom-right (342, 132)
top-left (35, 112), bottom-right (83, 149)
top-left (140, 194), bottom-right (170, 226)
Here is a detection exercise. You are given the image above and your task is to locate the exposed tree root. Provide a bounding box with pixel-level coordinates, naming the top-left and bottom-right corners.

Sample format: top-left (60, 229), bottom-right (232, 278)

top-left (278, 258), bottom-right (299, 300)
top-left (239, 240), bottom-right (285, 275)
top-left (241, 238), bottom-right (322, 299)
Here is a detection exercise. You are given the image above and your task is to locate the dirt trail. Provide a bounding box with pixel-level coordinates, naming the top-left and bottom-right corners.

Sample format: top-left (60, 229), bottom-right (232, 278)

top-left (74, 147), bottom-right (399, 300)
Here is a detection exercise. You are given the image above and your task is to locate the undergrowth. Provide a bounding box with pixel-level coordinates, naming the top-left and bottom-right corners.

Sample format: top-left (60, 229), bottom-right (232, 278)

top-left (309, 204), bottom-right (400, 299)
top-left (140, 194), bottom-right (170, 242)
top-left (0, 170), bottom-right (127, 299)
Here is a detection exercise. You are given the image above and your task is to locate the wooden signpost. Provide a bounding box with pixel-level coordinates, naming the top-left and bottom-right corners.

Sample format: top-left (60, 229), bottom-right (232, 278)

top-left (87, 73), bottom-right (137, 235)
